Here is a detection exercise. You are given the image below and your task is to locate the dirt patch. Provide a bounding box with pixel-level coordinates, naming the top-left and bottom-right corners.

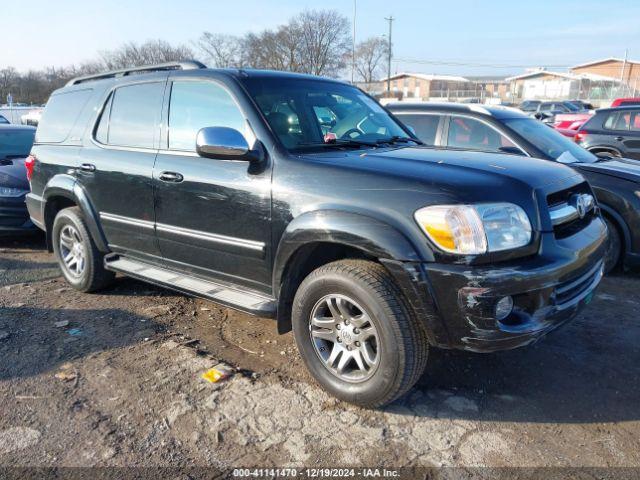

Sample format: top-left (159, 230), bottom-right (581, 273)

top-left (1, 237), bottom-right (640, 471)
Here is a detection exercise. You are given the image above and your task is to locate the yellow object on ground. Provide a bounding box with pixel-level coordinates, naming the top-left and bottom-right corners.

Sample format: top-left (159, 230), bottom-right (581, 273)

top-left (201, 364), bottom-right (233, 383)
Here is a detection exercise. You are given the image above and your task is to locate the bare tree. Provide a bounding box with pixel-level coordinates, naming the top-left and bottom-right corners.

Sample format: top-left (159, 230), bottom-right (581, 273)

top-left (196, 33), bottom-right (242, 68)
top-left (354, 37), bottom-right (388, 83)
top-left (296, 10), bottom-right (351, 77)
top-left (238, 9), bottom-right (350, 77)
top-left (100, 39), bottom-right (195, 70)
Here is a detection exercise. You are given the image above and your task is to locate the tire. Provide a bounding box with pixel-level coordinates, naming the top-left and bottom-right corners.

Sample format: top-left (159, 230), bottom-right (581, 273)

top-left (52, 207), bottom-right (115, 292)
top-left (291, 259), bottom-right (429, 408)
top-left (603, 216), bottom-right (622, 274)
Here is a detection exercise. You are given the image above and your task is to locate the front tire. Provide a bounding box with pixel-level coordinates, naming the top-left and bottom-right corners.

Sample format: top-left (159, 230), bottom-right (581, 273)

top-left (292, 260), bottom-right (428, 408)
top-left (603, 216), bottom-right (622, 274)
top-left (52, 207), bottom-right (115, 292)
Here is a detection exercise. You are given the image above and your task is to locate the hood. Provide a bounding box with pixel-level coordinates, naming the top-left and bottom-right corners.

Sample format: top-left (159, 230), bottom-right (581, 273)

top-left (0, 156), bottom-right (29, 189)
top-left (575, 157), bottom-right (640, 183)
top-left (302, 146), bottom-right (581, 192)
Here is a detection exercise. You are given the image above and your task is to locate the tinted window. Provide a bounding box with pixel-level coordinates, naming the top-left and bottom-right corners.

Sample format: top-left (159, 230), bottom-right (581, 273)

top-left (36, 89), bottom-right (93, 143)
top-left (0, 115), bottom-right (9, 124)
top-left (107, 82), bottom-right (163, 148)
top-left (0, 129), bottom-right (35, 157)
top-left (447, 116), bottom-right (517, 153)
top-left (395, 114), bottom-right (441, 144)
top-left (631, 112), bottom-right (640, 132)
top-left (169, 81), bottom-right (246, 151)
top-left (604, 111), bottom-right (632, 131)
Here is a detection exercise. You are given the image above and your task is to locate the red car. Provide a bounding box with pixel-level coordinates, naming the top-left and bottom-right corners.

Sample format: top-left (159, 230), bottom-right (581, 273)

top-left (611, 97), bottom-right (640, 107)
top-left (553, 112), bottom-right (593, 137)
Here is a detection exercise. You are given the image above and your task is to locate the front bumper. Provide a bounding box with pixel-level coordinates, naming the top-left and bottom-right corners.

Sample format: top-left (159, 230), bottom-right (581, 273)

top-left (0, 195), bottom-right (38, 235)
top-left (386, 215), bottom-right (607, 353)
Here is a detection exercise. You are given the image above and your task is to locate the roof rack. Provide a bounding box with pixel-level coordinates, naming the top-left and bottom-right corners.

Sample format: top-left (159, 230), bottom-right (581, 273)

top-left (65, 60), bottom-right (207, 86)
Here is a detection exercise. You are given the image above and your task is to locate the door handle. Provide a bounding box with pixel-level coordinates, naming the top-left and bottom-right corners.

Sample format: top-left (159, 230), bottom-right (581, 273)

top-left (615, 136), bottom-right (624, 141)
top-left (79, 163), bottom-right (96, 172)
top-left (159, 171), bottom-right (184, 183)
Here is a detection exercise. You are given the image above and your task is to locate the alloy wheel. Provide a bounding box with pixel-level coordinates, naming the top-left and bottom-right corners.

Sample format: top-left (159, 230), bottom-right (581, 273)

top-left (59, 225), bottom-right (86, 278)
top-left (309, 294), bottom-right (380, 382)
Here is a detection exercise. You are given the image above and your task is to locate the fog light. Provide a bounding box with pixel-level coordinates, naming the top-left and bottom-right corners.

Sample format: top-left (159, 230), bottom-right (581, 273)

top-left (495, 296), bottom-right (514, 321)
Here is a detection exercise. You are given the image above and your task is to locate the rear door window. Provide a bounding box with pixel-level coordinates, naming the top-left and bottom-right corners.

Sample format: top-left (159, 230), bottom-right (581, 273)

top-left (604, 111), bottom-right (632, 131)
top-left (447, 116), bottom-right (518, 153)
top-left (36, 89), bottom-right (93, 143)
top-left (395, 113), bottom-right (442, 145)
top-left (104, 82), bottom-right (164, 149)
top-left (631, 112), bottom-right (640, 132)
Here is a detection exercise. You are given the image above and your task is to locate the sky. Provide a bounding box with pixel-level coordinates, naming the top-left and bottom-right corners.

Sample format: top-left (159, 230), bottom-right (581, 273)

top-left (3, 0), bottom-right (639, 77)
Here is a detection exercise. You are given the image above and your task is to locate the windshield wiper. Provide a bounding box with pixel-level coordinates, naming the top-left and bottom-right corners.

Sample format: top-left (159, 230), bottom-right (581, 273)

top-left (375, 136), bottom-right (423, 145)
top-left (295, 138), bottom-right (378, 149)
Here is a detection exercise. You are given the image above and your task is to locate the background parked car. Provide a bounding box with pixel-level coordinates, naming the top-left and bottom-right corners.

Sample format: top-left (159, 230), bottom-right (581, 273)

top-left (519, 100), bottom-right (541, 113)
top-left (388, 102), bottom-right (640, 273)
top-left (566, 100), bottom-right (595, 110)
top-left (553, 112), bottom-right (593, 137)
top-left (574, 106), bottom-right (640, 159)
top-left (0, 124), bottom-right (37, 235)
top-left (611, 97), bottom-right (640, 107)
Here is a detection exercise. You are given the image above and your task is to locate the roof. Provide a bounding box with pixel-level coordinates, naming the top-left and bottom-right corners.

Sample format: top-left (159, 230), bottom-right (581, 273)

top-left (571, 57), bottom-right (640, 69)
top-left (386, 101), bottom-right (528, 119)
top-left (64, 61), bottom-right (349, 88)
top-left (505, 70), bottom-right (621, 82)
top-left (381, 72), bottom-right (470, 83)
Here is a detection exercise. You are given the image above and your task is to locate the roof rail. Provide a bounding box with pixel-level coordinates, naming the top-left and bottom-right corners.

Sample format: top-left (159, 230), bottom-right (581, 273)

top-left (65, 60), bottom-right (207, 86)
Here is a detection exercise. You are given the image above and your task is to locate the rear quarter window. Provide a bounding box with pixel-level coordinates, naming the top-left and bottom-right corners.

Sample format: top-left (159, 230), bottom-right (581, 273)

top-left (36, 89), bottom-right (93, 143)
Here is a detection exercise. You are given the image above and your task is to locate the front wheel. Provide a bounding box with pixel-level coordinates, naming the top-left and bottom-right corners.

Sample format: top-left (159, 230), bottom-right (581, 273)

top-left (292, 260), bottom-right (428, 408)
top-left (52, 207), bottom-right (115, 292)
top-left (603, 216), bottom-right (622, 274)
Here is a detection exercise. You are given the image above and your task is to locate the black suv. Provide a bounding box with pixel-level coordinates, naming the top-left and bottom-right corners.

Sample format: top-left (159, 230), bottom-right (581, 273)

top-left (575, 106), bottom-right (640, 160)
top-left (388, 102), bottom-right (640, 273)
top-left (27, 63), bottom-right (606, 407)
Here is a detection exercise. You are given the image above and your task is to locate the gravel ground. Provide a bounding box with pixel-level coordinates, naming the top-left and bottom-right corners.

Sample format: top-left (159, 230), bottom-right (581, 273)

top-left (1, 236), bottom-right (639, 478)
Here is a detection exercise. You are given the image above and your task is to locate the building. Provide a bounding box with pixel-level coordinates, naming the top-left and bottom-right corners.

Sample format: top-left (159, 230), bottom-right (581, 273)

top-left (570, 57), bottom-right (640, 97)
top-left (365, 73), bottom-right (473, 101)
top-left (466, 76), bottom-right (510, 102)
top-left (506, 68), bottom-right (621, 102)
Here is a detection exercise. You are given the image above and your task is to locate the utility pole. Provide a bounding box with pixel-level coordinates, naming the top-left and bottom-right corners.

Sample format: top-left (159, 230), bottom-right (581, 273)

top-left (351, 0), bottom-right (357, 84)
top-left (385, 15), bottom-right (394, 94)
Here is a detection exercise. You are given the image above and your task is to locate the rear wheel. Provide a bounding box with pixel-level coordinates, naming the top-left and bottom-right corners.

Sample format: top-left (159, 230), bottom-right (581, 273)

top-left (603, 216), bottom-right (622, 274)
top-left (52, 207), bottom-right (115, 292)
top-left (292, 259), bottom-right (428, 408)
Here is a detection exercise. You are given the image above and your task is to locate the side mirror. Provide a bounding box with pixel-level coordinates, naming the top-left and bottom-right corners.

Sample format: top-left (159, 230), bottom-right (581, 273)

top-left (196, 127), bottom-right (259, 161)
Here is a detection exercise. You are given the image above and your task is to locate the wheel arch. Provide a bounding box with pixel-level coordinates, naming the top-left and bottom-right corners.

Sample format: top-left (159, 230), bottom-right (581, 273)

top-left (42, 175), bottom-right (109, 253)
top-left (599, 203), bottom-right (630, 256)
top-left (272, 210), bottom-right (424, 334)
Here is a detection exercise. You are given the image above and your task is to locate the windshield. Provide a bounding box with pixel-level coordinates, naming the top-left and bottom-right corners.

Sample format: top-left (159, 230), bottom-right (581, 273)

top-left (0, 129), bottom-right (35, 158)
top-left (563, 102), bottom-right (580, 112)
top-left (241, 77), bottom-right (411, 151)
top-left (504, 118), bottom-right (596, 163)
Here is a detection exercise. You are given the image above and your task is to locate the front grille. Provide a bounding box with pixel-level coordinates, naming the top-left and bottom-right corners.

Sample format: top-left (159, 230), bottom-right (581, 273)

top-left (555, 261), bottom-right (603, 307)
top-left (547, 182), bottom-right (596, 239)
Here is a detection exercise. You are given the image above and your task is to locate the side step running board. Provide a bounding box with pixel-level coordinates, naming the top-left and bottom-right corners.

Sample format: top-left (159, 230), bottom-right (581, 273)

top-left (104, 256), bottom-right (276, 318)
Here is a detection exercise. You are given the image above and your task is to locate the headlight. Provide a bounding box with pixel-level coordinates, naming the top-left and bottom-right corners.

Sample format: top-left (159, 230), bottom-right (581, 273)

top-left (414, 203), bottom-right (532, 254)
top-left (0, 187), bottom-right (28, 197)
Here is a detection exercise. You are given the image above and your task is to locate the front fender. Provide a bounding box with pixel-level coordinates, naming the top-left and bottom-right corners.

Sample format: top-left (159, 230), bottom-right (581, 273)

top-left (42, 174), bottom-right (109, 252)
top-left (272, 210), bottom-right (422, 290)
